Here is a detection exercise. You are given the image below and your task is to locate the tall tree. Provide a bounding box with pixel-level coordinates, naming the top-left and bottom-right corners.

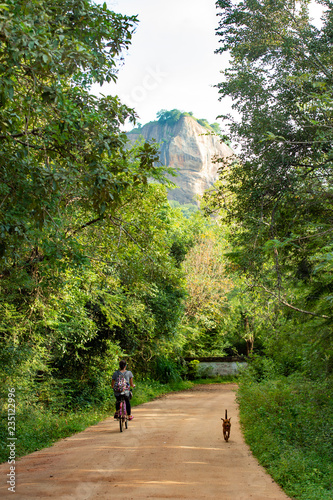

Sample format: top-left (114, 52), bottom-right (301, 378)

top-left (0, 0), bottom-right (162, 270)
top-left (0, 0), bottom-right (171, 396)
top-left (211, 0), bottom-right (333, 372)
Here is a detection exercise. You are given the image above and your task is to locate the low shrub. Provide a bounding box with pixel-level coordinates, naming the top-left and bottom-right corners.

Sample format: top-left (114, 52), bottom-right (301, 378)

top-left (237, 370), bottom-right (333, 499)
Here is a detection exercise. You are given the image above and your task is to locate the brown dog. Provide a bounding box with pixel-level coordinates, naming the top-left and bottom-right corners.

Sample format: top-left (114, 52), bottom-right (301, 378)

top-left (221, 409), bottom-right (231, 442)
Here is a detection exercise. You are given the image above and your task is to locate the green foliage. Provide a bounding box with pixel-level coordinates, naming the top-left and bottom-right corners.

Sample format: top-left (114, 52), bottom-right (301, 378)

top-left (197, 118), bottom-right (209, 128)
top-left (0, 403), bottom-right (111, 464)
top-left (0, 0), bottom-right (202, 455)
top-left (186, 359), bottom-right (200, 379)
top-left (150, 355), bottom-right (184, 384)
top-left (210, 122), bottom-right (222, 134)
top-left (0, 176), bottom-right (200, 444)
top-left (168, 200), bottom-right (198, 218)
top-left (156, 108), bottom-right (183, 124)
top-left (181, 223), bottom-right (234, 357)
top-left (209, 0), bottom-right (333, 375)
top-left (154, 109), bottom-right (222, 134)
top-left (208, 3), bottom-right (333, 485)
top-left (238, 370), bottom-right (333, 499)
top-left (0, 0), bottom-right (164, 279)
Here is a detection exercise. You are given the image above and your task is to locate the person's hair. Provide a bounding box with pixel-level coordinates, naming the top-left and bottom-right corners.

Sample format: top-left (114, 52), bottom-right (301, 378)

top-left (119, 360), bottom-right (127, 370)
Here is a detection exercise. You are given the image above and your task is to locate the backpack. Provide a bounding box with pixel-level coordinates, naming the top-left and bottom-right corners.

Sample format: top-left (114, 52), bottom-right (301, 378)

top-left (113, 371), bottom-right (130, 393)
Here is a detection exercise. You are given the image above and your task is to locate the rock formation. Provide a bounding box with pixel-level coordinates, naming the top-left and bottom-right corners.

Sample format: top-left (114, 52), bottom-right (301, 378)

top-left (126, 115), bottom-right (233, 204)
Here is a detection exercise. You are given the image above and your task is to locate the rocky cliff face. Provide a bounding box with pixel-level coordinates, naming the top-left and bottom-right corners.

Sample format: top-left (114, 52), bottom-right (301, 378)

top-left (127, 115), bottom-right (233, 204)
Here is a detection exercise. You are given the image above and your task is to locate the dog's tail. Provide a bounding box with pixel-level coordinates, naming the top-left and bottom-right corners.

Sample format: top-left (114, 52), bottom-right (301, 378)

top-left (225, 409), bottom-right (227, 419)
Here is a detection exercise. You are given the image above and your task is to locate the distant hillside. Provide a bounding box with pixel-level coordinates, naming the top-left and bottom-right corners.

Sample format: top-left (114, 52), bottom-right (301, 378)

top-left (127, 110), bottom-right (233, 204)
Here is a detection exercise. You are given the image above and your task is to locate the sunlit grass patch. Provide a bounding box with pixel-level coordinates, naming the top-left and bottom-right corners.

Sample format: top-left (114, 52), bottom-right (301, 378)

top-left (238, 372), bottom-right (333, 500)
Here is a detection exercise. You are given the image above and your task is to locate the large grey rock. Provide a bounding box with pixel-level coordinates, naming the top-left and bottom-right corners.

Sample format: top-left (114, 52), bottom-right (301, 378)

top-left (127, 115), bottom-right (233, 204)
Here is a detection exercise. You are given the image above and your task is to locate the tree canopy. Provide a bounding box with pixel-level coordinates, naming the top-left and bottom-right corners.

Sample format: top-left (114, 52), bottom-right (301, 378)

top-left (154, 109), bottom-right (222, 133)
top-left (0, 0), bottom-right (165, 266)
top-left (0, 0), bottom-right (186, 406)
top-left (206, 0), bottom-right (333, 374)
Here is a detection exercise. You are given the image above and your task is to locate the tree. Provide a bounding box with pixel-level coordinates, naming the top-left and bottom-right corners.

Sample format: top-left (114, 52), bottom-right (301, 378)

top-left (46, 183), bottom-right (188, 382)
top-left (181, 224), bottom-right (233, 357)
top-left (156, 109), bottom-right (183, 124)
top-left (210, 122), bottom-right (222, 134)
top-left (0, 0), bottom-right (163, 269)
top-left (211, 0), bottom-right (333, 373)
top-left (0, 0), bottom-right (173, 403)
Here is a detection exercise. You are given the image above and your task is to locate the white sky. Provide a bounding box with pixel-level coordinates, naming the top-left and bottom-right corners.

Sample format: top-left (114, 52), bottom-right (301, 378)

top-left (91, 0), bottom-right (231, 127)
top-left (91, 1), bottom-right (325, 128)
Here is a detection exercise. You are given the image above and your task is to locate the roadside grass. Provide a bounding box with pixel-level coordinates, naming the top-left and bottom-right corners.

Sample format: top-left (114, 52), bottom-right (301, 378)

top-left (237, 371), bottom-right (333, 500)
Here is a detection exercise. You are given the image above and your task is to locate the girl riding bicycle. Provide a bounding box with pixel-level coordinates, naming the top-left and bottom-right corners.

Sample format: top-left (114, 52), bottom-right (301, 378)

top-left (112, 360), bottom-right (135, 420)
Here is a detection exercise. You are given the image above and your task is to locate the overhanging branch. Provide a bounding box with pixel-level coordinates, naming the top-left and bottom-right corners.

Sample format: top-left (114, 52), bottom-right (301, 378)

top-left (259, 284), bottom-right (331, 319)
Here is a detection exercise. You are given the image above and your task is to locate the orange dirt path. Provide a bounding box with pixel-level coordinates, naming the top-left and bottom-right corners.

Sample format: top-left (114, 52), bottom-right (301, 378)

top-left (0, 384), bottom-right (290, 499)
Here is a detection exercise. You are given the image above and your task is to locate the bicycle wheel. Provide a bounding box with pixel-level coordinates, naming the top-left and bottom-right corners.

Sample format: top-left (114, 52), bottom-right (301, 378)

top-left (125, 416), bottom-right (128, 429)
top-left (119, 403), bottom-right (123, 432)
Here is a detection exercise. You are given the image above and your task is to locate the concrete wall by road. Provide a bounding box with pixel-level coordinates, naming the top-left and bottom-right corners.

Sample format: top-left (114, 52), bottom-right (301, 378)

top-left (197, 361), bottom-right (248, 377)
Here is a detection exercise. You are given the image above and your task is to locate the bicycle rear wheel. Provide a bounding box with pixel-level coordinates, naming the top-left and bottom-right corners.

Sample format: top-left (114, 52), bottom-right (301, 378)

top-left (119, 403), bottom-right (123, 432)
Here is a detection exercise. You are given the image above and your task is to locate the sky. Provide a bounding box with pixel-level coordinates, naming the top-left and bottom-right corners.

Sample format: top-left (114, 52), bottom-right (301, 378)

top-left (91, 0), bottom-right (231, 127)
top-left (91, 1), bottom-right (325, 128)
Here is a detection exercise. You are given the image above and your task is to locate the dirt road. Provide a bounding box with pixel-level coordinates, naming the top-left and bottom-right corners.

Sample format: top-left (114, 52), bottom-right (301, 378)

top-left (0, 384), bottom-right (290, 499)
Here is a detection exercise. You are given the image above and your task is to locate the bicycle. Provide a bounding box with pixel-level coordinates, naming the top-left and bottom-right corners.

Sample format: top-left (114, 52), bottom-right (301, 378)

top-left (118, 393), bottom-right (128, 432)
top-left (116, 388), bottom-right (133, 432)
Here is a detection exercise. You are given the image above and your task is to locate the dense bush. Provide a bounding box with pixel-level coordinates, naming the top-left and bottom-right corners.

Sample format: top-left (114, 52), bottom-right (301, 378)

top-left (238, 367), bottom-right (333, 499)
